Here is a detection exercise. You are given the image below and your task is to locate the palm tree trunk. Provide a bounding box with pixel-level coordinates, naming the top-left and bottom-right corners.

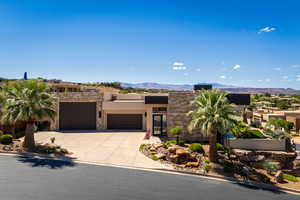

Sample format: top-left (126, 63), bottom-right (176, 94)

top-left (242, 107), bottom-right (248, 124)
top-left (23, 122), bottom-right (36, 151)
top-left (208, 129), bottom-right (217, 162)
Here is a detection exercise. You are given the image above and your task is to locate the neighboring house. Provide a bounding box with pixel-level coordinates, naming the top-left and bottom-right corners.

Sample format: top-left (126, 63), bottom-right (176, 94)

top-left (250, 109), bottom-right (300, 134)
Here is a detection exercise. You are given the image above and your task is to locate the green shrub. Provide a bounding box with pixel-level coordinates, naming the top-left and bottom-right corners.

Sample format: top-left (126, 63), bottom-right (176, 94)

top-left (170, 126), bottom-right (183, 144)
top-left (282, 173), bottom-right (299, 182)
top-left (241, 130), bottom-right (265, 139)
top-left (216, 143), bottom-right (224, 151)
top-left (263, 160), bottom-right (279, 174)
top-left (163, 140), bottom-right (177, 148)
top-left (163, 140), bottom-right (185, 148)
top-left (151, 155), bottom-right (159, 161)
top-left (15, 131), bottom-right (25, 139)
top-left (177, 140), bottom-right (185, 146)
top-left (223, 146), bottom-right (233, 159)
top-left (188, 143), bottom-right (204, 153)
top-left (203, 163), bottom-right (211, 173)
top-left (204, 159), bottom-right (210, 164)
top-left (0, 134), bottom-right (13, 145)
top-left (139, 144), bottom-right (147, 151)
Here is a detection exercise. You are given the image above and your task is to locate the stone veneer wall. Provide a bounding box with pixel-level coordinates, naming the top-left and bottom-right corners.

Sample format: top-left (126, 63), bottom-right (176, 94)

top-left (167, 91), bottom-right (208, 141)
top-left (50, 91), bottom-right (104, 130)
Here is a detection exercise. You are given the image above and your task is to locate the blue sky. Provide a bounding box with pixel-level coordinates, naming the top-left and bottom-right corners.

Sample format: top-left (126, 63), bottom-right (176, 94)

top-left (1, 0), bottom-right (300, 88)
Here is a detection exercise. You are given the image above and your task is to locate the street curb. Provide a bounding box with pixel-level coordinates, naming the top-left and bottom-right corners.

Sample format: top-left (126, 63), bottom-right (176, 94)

top-left (0, 152), bottom-right (299, 195)
top-left (153, 168), bottom-right (300, 195)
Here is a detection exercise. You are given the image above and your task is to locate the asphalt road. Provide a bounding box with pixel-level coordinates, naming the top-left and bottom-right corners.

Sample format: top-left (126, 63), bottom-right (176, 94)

top-left (0, 155), bottom-right (298, 200)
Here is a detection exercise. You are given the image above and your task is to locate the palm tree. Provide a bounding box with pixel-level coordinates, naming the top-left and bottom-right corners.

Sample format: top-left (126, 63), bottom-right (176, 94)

top-left (1, 80), bottom-right (56, 151)
top-left (188, 89), bottom-right (238, 162)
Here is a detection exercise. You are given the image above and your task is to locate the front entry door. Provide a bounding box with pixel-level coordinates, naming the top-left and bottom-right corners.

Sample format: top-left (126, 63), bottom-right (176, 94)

top-left (152, 114), bottom-right (167, 135)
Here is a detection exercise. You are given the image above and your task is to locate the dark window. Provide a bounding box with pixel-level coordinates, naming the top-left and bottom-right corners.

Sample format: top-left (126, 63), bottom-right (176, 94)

top-left (194, 84), bottom-right (212, 90)
top-left (145, 96), bottom-right (168, 104)
top-left (227, 93), bottom-right (251, 105)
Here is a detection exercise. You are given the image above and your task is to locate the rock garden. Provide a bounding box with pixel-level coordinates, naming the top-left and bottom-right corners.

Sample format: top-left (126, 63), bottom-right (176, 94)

top-left (0, 132), bottom-right (71, 157)
top-left (140, 139), bottom-right (300, 191)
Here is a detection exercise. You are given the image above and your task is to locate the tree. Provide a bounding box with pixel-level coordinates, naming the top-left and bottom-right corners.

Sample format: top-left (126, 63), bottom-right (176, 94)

top-left (267, 118), bottom-right (294, 132)
top-left (1, 80), bottom-right (56, 151)
top-left (276, 101), bottom-right (290, 110)
top-left (188, 89), bottom-right (238, 162)
top-left (170, 126), bottom-right (183, 144)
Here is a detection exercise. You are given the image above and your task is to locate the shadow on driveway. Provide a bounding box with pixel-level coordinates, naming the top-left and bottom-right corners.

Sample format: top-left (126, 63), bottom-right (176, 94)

top-left (16, 154), bottom-right (77, 169)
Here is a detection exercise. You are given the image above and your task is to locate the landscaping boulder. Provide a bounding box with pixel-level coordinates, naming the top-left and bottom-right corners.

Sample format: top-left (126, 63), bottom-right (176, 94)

top-left (167, 145), bottom-right (181, 154)
top-left (149, 146), bottom-right (156, 152)
top-left (293, 159), bottom-right (300, 169)
top-left (234, 149), bottom-right (297, 169)
top-left (168, 154), bottom-right (179, 163)
top-left (155, 153), bottom-right (166, 160)
top-left (175, 149), bottom-right (190, 156)
top-left (153, 143), bottom-right (164, 149)
top-left (274, 170), bottom-right (284, 183)
top-left (185, 162), bottom-right (199, 168)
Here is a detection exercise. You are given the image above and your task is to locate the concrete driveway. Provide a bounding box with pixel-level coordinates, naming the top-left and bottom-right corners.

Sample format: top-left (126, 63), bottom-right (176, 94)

top-left (34, 131), bottom-right (169, 169)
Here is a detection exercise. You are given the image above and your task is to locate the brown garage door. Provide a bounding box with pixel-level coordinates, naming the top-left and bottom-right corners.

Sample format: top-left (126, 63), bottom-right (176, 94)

top-left (59, 102), bottom-right (96, 130)
top-left (107, 114), bottom-right (142, 130)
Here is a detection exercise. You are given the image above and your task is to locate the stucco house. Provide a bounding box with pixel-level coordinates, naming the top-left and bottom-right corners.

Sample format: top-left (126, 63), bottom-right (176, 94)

top-left (46, 83), bottom-right (250, 141)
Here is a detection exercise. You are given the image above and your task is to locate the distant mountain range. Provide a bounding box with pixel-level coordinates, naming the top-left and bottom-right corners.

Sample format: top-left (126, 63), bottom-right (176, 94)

top-left (122, 82), bottom-right (300, 95)
top-left (122, 82), bottom-right (238, 90)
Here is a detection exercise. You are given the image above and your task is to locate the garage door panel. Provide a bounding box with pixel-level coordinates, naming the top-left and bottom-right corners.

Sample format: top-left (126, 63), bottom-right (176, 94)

top-left (59, 102), bottom-right (96, 130)
top-left (107, 114), bottom-right (142, 130)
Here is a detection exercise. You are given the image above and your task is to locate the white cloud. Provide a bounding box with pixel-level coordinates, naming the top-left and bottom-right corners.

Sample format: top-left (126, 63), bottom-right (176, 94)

top-left (220, 75), bottom-right (226, 79)
top-left (183, 72), bottom-right (189, 76)
top-left (258, 80), bottom-right (263, 82)
top-left (173, 62), bottom-right (184, 66)
top-left (297, 78), bottom-right (300, 81)
top-left (196, 68), bottom-right (201, 72)
top-left (232, 64), bottom-right (241, 70)
top-left (258, 27), bottom-right (276, 34)
top-left (296, 75), bottom-right (300, 78)
top-left (173, 66), bottom-right (186, 70)
top-left (273, 67), bottom-right (281, 71)
top-left (265, 78), bottom-right (271, 82)
top-left (172, 62), bottom-right (186, 70)
top-left (282, 76), bottom-right (289, 79)
top-left (292, 65), bottom-right (300, 68)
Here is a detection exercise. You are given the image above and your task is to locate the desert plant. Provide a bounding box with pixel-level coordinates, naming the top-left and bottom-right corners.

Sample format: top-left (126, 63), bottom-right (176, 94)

top-left (216, 143), bottom-right (224, 151)
top-left (151, 155), bottom-right (159, 161)
top-left (139, 144), bottom-right (147, 151)
top-left (267, 118), bottom-right (294, 132)
top-left (0, 80), bottom-right (56, 151)
top-left (263, 160), bottom-right (279, 174)
top-left (188, 143), bottom-right (204, 153)
top-left (264, 129), bottom-right (290, 140)
top-left (163, 139), bottom-right (184, 148)
top-left (188, 89), bottom-right (238, 162)
top-left (203, 163), bottom-right (211, 173)
top-left (231, 122), bottom-right (265, 138)
top-left (163, 140), bottom-right (177, 148)
top-left (170, 126), bottom-right (183, 144)
top-left (282, 173), bottom-right (299, 182)
top-left (0, 134), bottom-right (13, 145)
top-left (223, 146), bottom-right (233, 160)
